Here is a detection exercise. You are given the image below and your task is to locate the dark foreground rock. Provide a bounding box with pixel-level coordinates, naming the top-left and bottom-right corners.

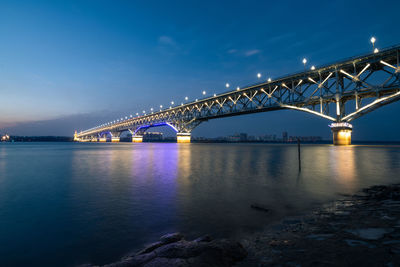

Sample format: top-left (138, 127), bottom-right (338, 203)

top-left (91, 234), bottom-right (246, 267)
top-left (239, 184), bottom-right (400, 266)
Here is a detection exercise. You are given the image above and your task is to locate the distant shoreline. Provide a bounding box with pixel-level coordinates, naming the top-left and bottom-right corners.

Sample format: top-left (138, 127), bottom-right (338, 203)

top-left (2, 137), bottom-right (400, 145)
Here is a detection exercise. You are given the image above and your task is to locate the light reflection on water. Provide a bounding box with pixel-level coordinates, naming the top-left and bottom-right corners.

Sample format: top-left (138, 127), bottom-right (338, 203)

top-left (0, 143), bottom-right (399, 266)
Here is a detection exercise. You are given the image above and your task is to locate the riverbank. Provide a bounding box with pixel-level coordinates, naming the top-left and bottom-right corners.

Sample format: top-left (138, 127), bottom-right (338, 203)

top-left (91, 184), bottom-right (400, 266)
top-left (239, 184), bottom-right (400, 266)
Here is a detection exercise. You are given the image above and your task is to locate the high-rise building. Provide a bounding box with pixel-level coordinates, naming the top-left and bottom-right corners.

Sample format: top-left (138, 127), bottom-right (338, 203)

top-left (282, 131), bottom-right (288, 142)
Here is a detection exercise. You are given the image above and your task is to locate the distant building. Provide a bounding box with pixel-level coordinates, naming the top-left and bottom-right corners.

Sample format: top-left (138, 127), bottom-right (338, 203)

top-left (239, 133), bottom-right (247, 142)
top-left (227, 134), bottom-right (240, 142)
top-left (144, 132), bottom-right (163, 141)
top-left (282, 131), bottom-right (288, 142)
top-left (288, 136), bottom-right (322, 142)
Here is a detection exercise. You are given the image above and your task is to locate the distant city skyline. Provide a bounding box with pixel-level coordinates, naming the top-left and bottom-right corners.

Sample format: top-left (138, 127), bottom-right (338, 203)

top-left (1, 0), bottom-right (400, 140)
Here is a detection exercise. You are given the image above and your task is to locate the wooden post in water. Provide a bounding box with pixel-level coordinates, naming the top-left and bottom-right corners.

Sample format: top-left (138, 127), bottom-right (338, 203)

top-left (297, 138), bottom-right (301, 172)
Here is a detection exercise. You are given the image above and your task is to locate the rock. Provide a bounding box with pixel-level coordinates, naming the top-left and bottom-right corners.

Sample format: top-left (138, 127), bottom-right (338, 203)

top-left (143, 257), bottom-right (188, 267)
top-left (160, 232), bottom-right (184, 244)
top-left (333, 211), bottom-right (350, 216)
top-left (106, 235), bottom-right (247, 267)
top-left (344, 239), bottom-right (376, 249)
top-left (194, 235), bottom-right (212, 243)
top-left (347, 228), bottom-right (393, 240)
top-left (136, 242), bottom-right (165, 255)
top-left (282, 219), bottom-right (301, 225)
top-left (306, 234), bottom-right (334, 241)
top-left (382, 240), bottom-right (400, 245)
top-left (105, 252), bottom-right (157, 267)
top-left (250, 204), bottom-right (269, 212)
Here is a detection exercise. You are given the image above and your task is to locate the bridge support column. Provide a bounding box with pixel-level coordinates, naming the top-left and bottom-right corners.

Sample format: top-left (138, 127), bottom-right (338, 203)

top-left (111, 137), bottom-right (120, 142)
top-left (132, 135), bottom-right (143, 143)
top-left (177, 132), bottom-right (191, 143)
top-left (329, 123), bottom-right (352, 145)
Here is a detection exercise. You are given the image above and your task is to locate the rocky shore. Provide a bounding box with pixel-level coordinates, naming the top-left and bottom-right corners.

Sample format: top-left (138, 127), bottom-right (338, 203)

top-left (87, 184), bottom-right (400, 266)
top-left (240, 184), bottom-right (400, 266)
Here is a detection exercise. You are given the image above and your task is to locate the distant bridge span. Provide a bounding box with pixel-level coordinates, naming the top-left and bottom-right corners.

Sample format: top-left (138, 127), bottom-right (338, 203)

top-left (75, 45), bottom-right (400, 145)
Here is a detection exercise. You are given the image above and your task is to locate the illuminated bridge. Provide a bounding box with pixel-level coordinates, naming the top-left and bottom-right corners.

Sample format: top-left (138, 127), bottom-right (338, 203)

top-left (75, 44), bottom-right (400, 145)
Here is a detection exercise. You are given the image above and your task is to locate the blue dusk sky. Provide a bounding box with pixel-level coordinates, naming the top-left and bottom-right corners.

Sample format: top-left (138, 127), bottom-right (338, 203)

top-left (1, 0), bottom-right (400, 140)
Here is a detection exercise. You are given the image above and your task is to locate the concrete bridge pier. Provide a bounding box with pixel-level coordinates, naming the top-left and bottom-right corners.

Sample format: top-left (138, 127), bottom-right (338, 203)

top-left (132, 135), bottom-right (143, 143)
top-left (177, 132), bottom-right (191, 143)
top-left (330, 123), bottom-right (352, 145)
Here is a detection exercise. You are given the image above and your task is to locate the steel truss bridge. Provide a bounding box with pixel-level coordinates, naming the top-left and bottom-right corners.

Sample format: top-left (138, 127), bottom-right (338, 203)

top-left (76, 44), bottom-right (400, 145)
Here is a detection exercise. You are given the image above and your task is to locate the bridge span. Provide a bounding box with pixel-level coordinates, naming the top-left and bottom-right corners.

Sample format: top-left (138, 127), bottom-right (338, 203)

top-left (75, 44), bottom-right (400, 145)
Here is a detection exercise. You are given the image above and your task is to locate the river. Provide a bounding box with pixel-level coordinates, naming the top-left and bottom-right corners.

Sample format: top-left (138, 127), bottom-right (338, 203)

top-left (0, 142), bottom-right (399, 266)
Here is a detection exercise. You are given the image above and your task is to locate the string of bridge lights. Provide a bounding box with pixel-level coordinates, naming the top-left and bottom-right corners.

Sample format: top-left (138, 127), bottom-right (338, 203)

top-left (83, 37), bottom-right (379, 133)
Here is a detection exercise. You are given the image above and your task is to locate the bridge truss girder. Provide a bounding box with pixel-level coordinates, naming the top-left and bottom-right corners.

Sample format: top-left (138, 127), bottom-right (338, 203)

top-left (77, 45), bottom-right (400, 140)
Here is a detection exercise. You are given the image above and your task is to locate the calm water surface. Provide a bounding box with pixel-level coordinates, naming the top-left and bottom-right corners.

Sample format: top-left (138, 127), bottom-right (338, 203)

top-left (0, 142), bottom-right (400, 266)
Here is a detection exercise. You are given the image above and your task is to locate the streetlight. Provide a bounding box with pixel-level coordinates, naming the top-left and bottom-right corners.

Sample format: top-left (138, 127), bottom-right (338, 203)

top-left (171, 101), bottom-right (174, 105)
top-left (185, 96), bottom-right (188, 101)
top-left (257, 73), bottom-right (261, 79)
top-left (268, 78), bottom-right (272, 82)
top-left (225, 83), bottom-right (230, 88)
top-left (160, 105), bottom-right (163, 109)
top-left (202, 90), bottom-right (206, 95)
top-left (311, 65), bottom-right (316, 70)
top-left (374, 48), bottom-right (379, 53)
top-left (302, 58), bottom-right (307, 71)
top-left (370, 37), bottom-right (376, 50)
top-left (236, 86), bottom-right (240, 91)
top-left (213, 93), bottom-right (216, 97)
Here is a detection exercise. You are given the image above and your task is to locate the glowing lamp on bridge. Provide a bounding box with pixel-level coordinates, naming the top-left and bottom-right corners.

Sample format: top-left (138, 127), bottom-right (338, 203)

top-left (257, 73), bottom-right (261, 78)
top-left (225, 83), bottom-right (230, 88)
top-left (311, 65), bottom-right (316, 70)
top-left (236, 87), bottom-right (240, 91)
top-left (185, 96), bottom-right (188, 101)
top-left (371, 36), bottom-right (376, 50)
top-left (171, 101), bottom-right (174, 105)
top-left (374, 48), bottom-right (379, 53)
top-left (268, 78), bottom-right (272, 82)
top-left (202, 90), bottom-right (206, 95)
